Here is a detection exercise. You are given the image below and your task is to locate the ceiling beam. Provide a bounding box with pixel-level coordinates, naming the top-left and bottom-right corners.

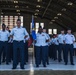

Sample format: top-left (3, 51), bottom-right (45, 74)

top-left (42, 0), bottom-right (52, 17)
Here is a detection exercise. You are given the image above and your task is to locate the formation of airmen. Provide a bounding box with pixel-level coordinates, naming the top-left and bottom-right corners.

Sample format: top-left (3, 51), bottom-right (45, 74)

top-left (0, 18), bottom-right (75, 69)
top-left (34, 26), bottom-right (75, 67)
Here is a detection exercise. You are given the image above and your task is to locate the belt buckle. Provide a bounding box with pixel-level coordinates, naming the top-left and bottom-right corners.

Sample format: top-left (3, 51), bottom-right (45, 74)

top-left (3, 41), bottom-right (5, 42)
top-left (18, 40), bottom-right (20, 42)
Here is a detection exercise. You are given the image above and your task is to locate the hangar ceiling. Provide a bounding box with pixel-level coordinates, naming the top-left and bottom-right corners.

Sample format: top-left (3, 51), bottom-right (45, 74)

top-left (0, 0), bottom-right (76, 31)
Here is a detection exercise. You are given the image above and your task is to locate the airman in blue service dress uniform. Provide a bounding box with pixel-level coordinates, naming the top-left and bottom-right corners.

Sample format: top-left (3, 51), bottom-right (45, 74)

top-left (64, 28), bottom-right (75, 65)
top-left (35, 26), bottom-right (49, 67)
top-left (0, 24), bottom-right (10, 65)
top-left (10, 19), bottom-right (29, 69)
top-left (43, 27), bottom-right (50, 65)
top-left (58, 30), bottom-right (65, 62)
top-left (51, 35), bottom-right (58, 60)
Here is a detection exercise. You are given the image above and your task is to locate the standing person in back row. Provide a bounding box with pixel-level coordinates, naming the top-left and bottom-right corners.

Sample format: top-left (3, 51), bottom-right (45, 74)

top-left (10, 19), bottom-right (29, 69)
top-left (64, 28), bottom-right (75, 65)
top-left (43, 27), bottom-right (50, 65)
top-left (0, 24), bottom-right (10, 65)
top-left (58, 29), bottom-right (65, 62)
top-left (35, 26), bottom-right (49, 67)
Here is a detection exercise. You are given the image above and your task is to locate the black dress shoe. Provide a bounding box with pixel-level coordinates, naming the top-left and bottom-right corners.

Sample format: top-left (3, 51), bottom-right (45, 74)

top-left (24, 62), bottom-right (26, 65)
top-left (12, 67), bottom-right (16, 69)
top-left (58, 60), bottom-right (62, 62)
top-left (43, 65), bottom-right (46, 67)
top-left (21, 67), bottom-right (25, 69)
top-left (65, 63), bottom-right (67, 65)
top-left (58, 61), bottom-right (61, 62)
top-left (71, 63), bottom-right (74, 65)
top-left (58, 59), bottom-right (62, 62)
top-left (36, 65), bottom-right (39, 67)
top-left (6, 63), bottom-right (9, 65)
top-left (47, 62), bottom-right (49, 65)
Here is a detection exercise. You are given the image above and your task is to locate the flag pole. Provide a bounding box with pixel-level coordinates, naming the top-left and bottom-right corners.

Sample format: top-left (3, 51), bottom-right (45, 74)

top-left (32, 41), bottom-right (35, 65)
top-left (32, 15), bottom-right (35, 65)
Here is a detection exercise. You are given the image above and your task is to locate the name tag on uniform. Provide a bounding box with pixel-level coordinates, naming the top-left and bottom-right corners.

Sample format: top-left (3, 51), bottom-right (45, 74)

top-left (71, 36), bottom-right (73, 37)
top-left (42, 34), bottom-right (44, 36)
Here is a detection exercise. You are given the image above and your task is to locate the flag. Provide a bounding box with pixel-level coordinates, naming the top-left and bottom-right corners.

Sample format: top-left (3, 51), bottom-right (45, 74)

top-left (28, 37), bottom-right (33, 47)
top-left (31, 15), bottom-right (36, 40)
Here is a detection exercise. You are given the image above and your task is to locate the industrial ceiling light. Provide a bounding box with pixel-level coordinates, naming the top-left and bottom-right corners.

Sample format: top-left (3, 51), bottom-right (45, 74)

top-left (35, 9), bottom-right (39, 12)
top-left (15, 5), bottom-right (19, 8)
top-left (34, 16), bottom-right (37, 18)
top-left (26, 6), bottom-right (29, 8)
top-left (49, 22), bottom-right (53, 24)
top-left (36, 5), bottom-right (41, 8)
top-left (57, 13), bottom-right (62, 16)
top-left (62, 8), bottom-right (66, 11)
top-left (14, 0), bottom-right (18, 3)
top-left (51, 20), bottom-right (55, 22)
top-left (1, 12), bottom-right (3, 15)
top-left (37, 0), bottom-right (42, 2)
top-left (34, 13), bottom-right (38, 15)
top-left (67, 2), bottom-right (73, 5)
top-left (17, 13), bottom-right (20, 15)
top-left (16, 10), bottom-right (20, 12)
top-left (54, 17), bottom-right (58, 19)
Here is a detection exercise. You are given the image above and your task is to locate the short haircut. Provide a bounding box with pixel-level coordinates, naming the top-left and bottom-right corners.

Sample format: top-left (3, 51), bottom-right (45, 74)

top-left (17, 19), bottom-right (21, 22)
top-left (61, 29), bottom-right (64, 31)
top-left (43, 27), bottom-right (46, 29)
top-left (67, 28), bottom-right (71, 30)
top-left (39, 26), bottom-right (42, 29)
top-left (2, 23), bottom-right (6, 27)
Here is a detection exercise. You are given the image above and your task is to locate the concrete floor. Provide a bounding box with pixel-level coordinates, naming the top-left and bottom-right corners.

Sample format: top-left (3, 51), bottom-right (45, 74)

top-left (0, 48), bottom-right (76, 71)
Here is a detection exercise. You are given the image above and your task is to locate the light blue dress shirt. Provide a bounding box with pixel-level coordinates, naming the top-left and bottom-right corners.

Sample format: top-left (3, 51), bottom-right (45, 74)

top-left (64, 34), bottom-right (75, 44)
top-left (35, 32), bottom-right (49, 46)
top-left (43, 33), bottom-right (50, 46)
top-left (58, 34), bottom-right (65, 44)
top-left (54, 37), bottom-right (59, 45)
top-left (51, 38), bottom-right (59, 45)
top-left (10, 26), bottom-right (29, 41)
top-left (0, 30), bottom-right (10, 41)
